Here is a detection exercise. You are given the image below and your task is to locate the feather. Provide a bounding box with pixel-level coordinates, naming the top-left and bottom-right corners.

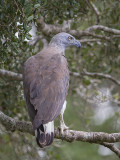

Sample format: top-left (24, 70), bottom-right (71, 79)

top-left (35, 121), bottom-right (54, 148)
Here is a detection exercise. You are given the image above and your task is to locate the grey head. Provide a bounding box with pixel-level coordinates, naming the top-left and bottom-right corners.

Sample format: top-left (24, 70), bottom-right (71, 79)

top-left (49, 32), bottom-right (81, 51)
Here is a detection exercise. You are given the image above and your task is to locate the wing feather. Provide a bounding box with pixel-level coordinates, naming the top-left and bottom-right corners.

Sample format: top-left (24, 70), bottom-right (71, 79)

top-left (23, 53), bottom-right (69, 129)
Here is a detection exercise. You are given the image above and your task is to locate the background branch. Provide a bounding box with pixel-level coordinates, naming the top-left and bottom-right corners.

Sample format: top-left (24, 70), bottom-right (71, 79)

top-left (37, 17), bottom-right (120, 41)
top-left (86, 0), bottom-right (100, 23)
top-left (100, 142), bottom-right (120, 158)
top-left (1, 69), bottom-right (120, 87)
top-left (70, 70), bottom-right (120, 86)
top-left (82, 70), bottom-right (120, 86)
top-left (86, 25), bottom-right (120, 35)
top-left (29, 35), bottom-right (48, 48)
top-left (0, 69), bottom-right (22, 81)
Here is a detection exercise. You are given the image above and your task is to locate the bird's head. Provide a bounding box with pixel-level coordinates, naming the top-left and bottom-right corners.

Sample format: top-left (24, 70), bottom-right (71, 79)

top-left (49, 32), bottom-right (81, 51)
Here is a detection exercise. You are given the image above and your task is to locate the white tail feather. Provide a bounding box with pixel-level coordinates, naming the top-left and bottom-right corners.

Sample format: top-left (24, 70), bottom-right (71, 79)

top-left (43, 121), bottom-right (54, 134)
top-left (35, 121), bottom-right (54, 148)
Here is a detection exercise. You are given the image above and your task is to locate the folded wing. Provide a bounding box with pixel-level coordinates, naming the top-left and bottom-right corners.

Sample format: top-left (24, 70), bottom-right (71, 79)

top-left (23, 53), bottom-right (69, 130)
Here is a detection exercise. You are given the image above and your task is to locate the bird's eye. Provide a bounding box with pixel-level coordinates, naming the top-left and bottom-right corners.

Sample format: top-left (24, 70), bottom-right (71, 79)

top-left (68, 36), bottom-right (73, 41)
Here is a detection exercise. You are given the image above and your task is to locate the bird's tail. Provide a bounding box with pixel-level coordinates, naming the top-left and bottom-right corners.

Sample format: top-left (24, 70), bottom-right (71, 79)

top-left (35, 121), bottom-right (54, 148)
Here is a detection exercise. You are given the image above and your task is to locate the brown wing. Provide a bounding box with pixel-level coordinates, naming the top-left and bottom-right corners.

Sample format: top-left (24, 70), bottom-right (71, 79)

top-left (23, 53), bottom-right (69, 130)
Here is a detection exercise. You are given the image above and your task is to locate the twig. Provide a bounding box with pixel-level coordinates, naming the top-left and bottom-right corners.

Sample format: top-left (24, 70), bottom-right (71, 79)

top-left (87, 0), bottom-right (100, 23)
top-left (82, 70), bottom-right (120, 86)
top-left (100, 142), bottom-right (120, 158)
top-left (89, 1), bottom-right (100, 17)
top-left (79, 38), bottom-right (100, 43)
top-left (70, 71), bottom-right (120, 86)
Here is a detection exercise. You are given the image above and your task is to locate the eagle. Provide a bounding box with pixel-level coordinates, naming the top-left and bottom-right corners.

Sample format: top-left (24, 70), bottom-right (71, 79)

top-left (23, 32), bottom-right (81, 148)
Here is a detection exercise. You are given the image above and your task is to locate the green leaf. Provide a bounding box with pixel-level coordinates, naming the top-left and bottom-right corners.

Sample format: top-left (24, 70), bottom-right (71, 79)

top-left (27, 15), bottom-right (34, 21)
top-left (83, 76), bottom-right (91, 86)
top-left (26, 34), bottom-right (32, 40)
top-left (34, 4), bottom-right (40, 9)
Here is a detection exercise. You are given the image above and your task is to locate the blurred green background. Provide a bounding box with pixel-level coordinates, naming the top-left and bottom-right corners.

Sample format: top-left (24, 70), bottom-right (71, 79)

top-left (0, 0), bottom-right (120, 159)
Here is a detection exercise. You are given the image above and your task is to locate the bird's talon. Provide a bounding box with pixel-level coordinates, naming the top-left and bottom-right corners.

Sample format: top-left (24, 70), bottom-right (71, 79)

top-left (58, 124), bottom-right (69, 141)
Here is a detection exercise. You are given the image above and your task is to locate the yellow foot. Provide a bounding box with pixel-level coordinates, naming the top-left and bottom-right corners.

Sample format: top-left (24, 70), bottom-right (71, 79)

top-left (58, 123), bottom-right (69, 140)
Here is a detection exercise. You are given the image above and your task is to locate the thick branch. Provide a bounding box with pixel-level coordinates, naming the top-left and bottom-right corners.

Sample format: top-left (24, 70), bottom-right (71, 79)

top-left (86, 25), bottom-right (120, 35)
top-left (37, 17), bottom-right (120, 41)
top-left (0, 111), bottom-right (34, 134)
top-left (1, 110), bottom-right (120, 157)
top-left (0, 69), bottom-right (22, 81)
top-left (37, 18), bottom-right (110, 41)
top-left (1, 110), bottom-right (120, 144)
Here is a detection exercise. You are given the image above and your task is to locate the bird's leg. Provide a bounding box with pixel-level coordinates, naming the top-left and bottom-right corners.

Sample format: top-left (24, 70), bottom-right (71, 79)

top-left (59, 112), bottom-right (69, 134)
top-left (59, 101), bottom-right (69, 139)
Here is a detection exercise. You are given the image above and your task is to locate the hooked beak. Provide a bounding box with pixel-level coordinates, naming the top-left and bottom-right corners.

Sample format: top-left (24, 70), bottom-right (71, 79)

top-left (74, 40), bottom-right (81, 48)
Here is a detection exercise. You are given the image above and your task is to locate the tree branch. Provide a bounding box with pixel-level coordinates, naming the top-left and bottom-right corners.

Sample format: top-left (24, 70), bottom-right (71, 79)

top-left (37, 18), bottom-right (110, 41)
top-left (1, 69), bottom-right (120, 87)
top-left (86, 25), bottom-right (120, 35)
top-left (0, 111), bottom-right (33, 134)
top-left (100, 142), bottom-right (120, 158)
top-left (37, 17), bottom-right (120, 41)
top-left (0, 69), bottom-right (22, 81)
top-left (86, 0), bottom-right (100, 24)
top-left (30, 37), bottom-right (101, 47)
top-left (70, 70), bottom-right (120, 86)
top-left (1, 110), bottom-right (120, 157)
top-left (82, 70), bottom-right (120, 86)
top-left (1, 110), bottom-right (120, 143)
top-left (80, 38), bottom-right (100, 43)
top-left (89, 1), bottom-right (100, 17)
